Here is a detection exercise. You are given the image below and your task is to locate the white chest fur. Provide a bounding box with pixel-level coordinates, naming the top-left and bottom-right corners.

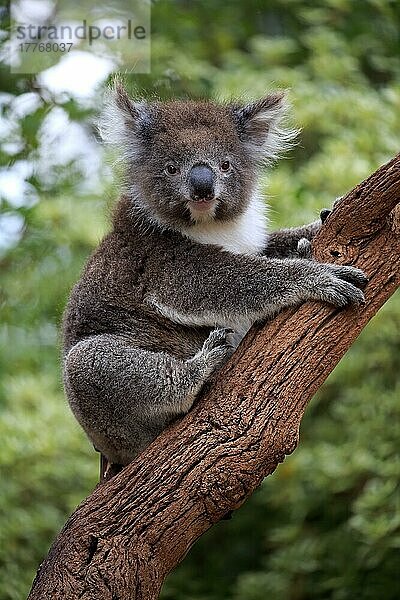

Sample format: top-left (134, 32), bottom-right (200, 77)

top-left (180, 192), bottom-right (268, 255)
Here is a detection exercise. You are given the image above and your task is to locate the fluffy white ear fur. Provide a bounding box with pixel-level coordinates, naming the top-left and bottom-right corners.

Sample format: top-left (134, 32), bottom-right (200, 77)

top-left (231, 93), bottom-right (299, 164)
top-left (97, 82), bottom-right (149, 161)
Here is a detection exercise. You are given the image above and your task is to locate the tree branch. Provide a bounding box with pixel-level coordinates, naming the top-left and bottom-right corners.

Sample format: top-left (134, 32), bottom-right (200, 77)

top-left (28, 154), bottom-right (400, 600)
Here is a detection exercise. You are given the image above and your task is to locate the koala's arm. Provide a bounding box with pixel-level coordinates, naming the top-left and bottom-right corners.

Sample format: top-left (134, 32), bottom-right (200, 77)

top-left (147, 240), bottom-right (366, 329)
top-left (263, 220), bottom-right (320, 258)
top-left (263, 209), bottom-right (333, 258)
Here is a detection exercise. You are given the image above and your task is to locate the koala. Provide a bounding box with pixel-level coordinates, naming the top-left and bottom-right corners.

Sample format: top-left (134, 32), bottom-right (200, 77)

top-left (62, 83), bottom-right (367, 466)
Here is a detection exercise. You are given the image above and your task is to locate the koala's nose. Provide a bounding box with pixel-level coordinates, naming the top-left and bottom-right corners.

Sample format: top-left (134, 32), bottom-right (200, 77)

top-left (189, 165), bottom-right (215, 201)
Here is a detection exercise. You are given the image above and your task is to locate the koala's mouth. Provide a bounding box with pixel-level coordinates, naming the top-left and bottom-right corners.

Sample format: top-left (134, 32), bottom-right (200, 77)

top-left (189, 197), bottom-right (217, 211)
top-left (186, 197), bottom-right (218, 222)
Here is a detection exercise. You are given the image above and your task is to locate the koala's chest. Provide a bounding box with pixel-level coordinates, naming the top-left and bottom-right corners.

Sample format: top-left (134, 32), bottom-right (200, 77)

top-left (180, 194), bottom-right (268, 256)
top-left (186, 225), bottom-right (266, 255)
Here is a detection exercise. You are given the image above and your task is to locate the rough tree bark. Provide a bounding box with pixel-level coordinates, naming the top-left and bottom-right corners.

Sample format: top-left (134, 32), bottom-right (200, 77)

top-left (28, 155), bottom-right (400, 600)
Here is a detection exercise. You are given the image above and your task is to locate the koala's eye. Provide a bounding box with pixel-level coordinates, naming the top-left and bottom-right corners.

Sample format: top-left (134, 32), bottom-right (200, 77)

top-left (220, 159), bottom-right (231, 172)
top-left (165, 164), bottom-right (179, 176)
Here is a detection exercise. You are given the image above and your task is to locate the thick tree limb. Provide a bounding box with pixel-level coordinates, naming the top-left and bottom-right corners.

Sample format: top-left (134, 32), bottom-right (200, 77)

top-left (28, 155), bottom-right (400, 600)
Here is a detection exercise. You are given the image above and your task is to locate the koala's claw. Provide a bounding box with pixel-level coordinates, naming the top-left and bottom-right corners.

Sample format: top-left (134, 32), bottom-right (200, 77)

top-left (327, 265), bottom-right (368, 288)
top-left (320, 208), bottom-right (331, 223)
top-left (321, 280), bottom-right (366, 307)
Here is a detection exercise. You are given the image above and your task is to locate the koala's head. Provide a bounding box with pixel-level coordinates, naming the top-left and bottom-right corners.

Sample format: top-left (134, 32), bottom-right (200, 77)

top-left (100, 82), bottom-right (296, 230)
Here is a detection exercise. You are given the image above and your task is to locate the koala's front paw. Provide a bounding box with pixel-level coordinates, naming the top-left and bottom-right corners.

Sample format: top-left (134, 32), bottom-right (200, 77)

top-left (320, 196), bottom-right (343, 224)
top-left (307, 264), bottom-right (368, 307)
top-left (325, 264), bottom-right (368, 289)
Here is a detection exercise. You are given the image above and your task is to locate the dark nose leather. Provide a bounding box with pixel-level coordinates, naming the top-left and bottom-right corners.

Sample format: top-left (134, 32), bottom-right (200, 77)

top-left (189, 165), bottom-right (214, 200)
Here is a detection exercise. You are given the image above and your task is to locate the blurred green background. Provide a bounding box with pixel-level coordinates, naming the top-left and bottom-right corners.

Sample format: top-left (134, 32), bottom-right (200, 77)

top-left (0, 1), bottom-right (399, 599)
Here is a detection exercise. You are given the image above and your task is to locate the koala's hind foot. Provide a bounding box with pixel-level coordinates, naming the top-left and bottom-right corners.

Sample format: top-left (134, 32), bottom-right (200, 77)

top-left (189, 327), bottom-right (236, 378)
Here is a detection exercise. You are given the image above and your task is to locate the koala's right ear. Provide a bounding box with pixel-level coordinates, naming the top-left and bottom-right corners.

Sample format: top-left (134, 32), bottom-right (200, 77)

top-left (98, 81), bottom-right (150, 160)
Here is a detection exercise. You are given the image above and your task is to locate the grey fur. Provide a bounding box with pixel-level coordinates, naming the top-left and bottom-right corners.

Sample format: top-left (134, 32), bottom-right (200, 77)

top-left (62, 85), bottom-right (366, 465)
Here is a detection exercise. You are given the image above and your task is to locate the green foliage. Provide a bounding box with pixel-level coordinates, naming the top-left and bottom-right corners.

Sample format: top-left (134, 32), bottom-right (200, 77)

top-left (0, 1), bottom-right (399, 598)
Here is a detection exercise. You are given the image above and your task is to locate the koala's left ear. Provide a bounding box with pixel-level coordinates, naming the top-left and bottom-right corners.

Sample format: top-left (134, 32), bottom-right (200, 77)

top-left (230, 92), bottom-right (298, 163)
